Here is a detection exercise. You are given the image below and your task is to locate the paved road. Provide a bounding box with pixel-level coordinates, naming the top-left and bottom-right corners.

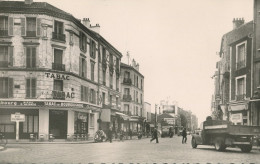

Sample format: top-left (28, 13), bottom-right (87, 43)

top-left (0, 136), bottom-right (259, 163)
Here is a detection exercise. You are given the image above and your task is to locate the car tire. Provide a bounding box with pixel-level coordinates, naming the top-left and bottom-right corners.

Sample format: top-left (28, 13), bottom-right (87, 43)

top-left (240, 145), bottom-right (252, 153)
top-left (214, 138), bottom-right (225, 151)
top-left (191, 137), bottom-right (197, 148)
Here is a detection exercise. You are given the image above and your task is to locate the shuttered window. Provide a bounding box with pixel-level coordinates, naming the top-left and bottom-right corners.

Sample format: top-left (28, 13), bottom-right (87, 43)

top-left (91, 61), bottom-right (95, 81)
top-left (26, 78), bottom-right (36, 98)
top-left (0, 16), bottom-right (8, 36)
top-left (80, 32), bottom-right (87, 52)
top-left (81, 85), bottom-right (89, 102)
top-left (79, 56), bottom-right (87, 78)
top-left (90, 40), bottom-right (96, 58)
top-left (0, 77), bottom-right (13, 98)
top-left (26, 17), bottom-right (36, 37)
top-left (26, 47), bottom-right (36, 68)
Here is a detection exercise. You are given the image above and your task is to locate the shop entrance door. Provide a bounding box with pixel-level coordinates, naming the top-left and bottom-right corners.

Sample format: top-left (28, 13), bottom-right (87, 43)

top-left (49, 110), bottom-right (67, 139)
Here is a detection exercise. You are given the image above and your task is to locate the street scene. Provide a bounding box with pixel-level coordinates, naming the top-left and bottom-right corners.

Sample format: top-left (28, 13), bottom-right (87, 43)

top-left (1, 0), bottom-right (260, 163)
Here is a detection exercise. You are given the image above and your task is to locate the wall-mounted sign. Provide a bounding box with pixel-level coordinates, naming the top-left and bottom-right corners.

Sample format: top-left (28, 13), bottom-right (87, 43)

top-left (231, 113), bottom-right (243, 124)
top-left (45, 72), bottom-right (69, 80)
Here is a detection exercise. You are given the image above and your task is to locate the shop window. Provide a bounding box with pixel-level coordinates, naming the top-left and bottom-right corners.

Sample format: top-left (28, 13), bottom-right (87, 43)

top-left (74, 112), bottom-right (88, 134)
top-left (0, 115), bottom-right (15, 133)
top-left (89, 114), bottom-right (94, 127)
top-left (22, 115), bottom-right (38, 133)
top-left (0, 77), bottom-right (13, 98)
top-left (26, 78), bottom-right (36, 98)
top-left (0, 46), bottom-right (13, 68)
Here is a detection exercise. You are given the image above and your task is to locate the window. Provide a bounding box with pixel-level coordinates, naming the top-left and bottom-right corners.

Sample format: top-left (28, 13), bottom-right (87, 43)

top-left (137, 76), bottom-right (139, 88)
top-left (116, 58), bottom-right (119, 70)
top-left (90, 40), bottom-right (96, 58)
top-left (236, 76), bottom-right (245, 101)
top-left (53, 20), bottom-right (65, 41)
top-left (116, 77), bottom-right (119, 91)
top-left (0, 16), bottom-right (8, 36)
top-left (54, 80), bottom-right (63, 91)
top-left (136, 91), bottom-right (138, 102)
top-left (116, 97), bottom-right (119, 107)
top-left (81, 85), bottom-right (88, 102)
top-left (124, 88), bottom-right (130, 95)
top-left (26, 17), bottom-right (36, 37)
top-left (102, 92), bottom-right (105, 105)
top-left (0, 46), bottom-right (13, 68)
top-left (53, 80), bottom-right (63, 100)
top-left (103, 70), bottom-right (106, 85)
top-left (110, 74), bottom-right (113, 89)
top-left (23, 115), bottom-right (38, 133)
top-left (90, 114), bottom-right (94, 127)
top-left (90, 89), bottom-right (96, 104)
top-left (26, 47), bottom-right (36, 68)
top-left (140, 94), bottom-right (143, 104)
top-left (53, 49), bottom-right (64, 71)
top-left (26, 78), bottom-right (36, 98)
top-left (91, 61), bottom-right (95, 81)
top-left (124, 104), bottom-right (129, 114)
top-left (109, 53), bottom-right (113, 66)
top-left (79, 56), bottom-right (87, 78)
top-left (136, 106), bottom-right (138, 116)
top-left (110, 95), bottom-right (112, 106)
top-left (124, 71), bottom-right (130, 79)
top-left (134, 75), bottom-right (136, 86)
top-left (0, 77), bottom-right (13, 98)
top-left (80, 32), bottom-right (87, 52)
top-left (141, 79), bottom-right (143, 90)
top-left (236, 42), bottom-right (246, 69)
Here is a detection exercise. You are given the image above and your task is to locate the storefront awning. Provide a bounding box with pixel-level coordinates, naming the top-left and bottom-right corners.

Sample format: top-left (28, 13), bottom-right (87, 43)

top-left (229, 104), bottom-right (247, 111)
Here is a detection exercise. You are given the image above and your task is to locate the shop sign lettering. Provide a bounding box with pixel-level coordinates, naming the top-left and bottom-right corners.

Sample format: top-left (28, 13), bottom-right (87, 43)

top-left (45, 72), bottom-right (69, 80)
top-left (52, 90), bottom-right (75, 99)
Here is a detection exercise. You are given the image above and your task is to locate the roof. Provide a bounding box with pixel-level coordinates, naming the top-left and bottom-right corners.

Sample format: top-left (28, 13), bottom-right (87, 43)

top-left (0, 1), bottom-right (122, 57)
top-left (219, 21), bottom-right (253, 53)
top-left (120, 63), bottom-right (144, 77)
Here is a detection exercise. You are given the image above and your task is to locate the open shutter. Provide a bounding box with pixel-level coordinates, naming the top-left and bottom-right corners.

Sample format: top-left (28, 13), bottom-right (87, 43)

top-left (26, 79), bottom-right (30, 98)
top-left (31, 78), bottom-right (36, 98)
top-left (21, 18), bottom-right (26, 36)
top-left (79, 57), bottom-right (82, 76)
top-left (36, 18), bottom-right (41, 36)
top-left (8, 78), bottom-right (13, 98)
top-left (8, 17), bottom-right (14, 36)
top-left (8, 46), bottom-right (13, 67)
top-left (26, 47), bottom-right (31, 68)
top-left (32, 47), bottom-right (36, 68)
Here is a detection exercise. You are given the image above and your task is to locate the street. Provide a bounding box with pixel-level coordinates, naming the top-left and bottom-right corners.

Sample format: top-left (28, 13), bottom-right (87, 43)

top-left (0, 136), bottom-right (259, 163)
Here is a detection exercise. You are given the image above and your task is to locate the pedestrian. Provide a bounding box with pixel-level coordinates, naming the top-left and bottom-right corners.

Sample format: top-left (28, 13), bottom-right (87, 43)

top-left (129, 129), bottom-right (132, 140)
top-left (182, 128), bottom-right (187, 144)
top-left (107, 127), bottom-right (113, 143)
top-left (150, 128), bottom-right (159, 143)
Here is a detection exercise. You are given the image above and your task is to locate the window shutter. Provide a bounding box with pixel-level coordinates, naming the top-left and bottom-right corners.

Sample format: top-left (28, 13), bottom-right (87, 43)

top-left (79, 57), bottom-right (82, 76)
top-left (36, 18), bottom-right (41, 36)
top-left (32, 47), bottom-right (36, 68)
top-left (8, 17), bottom-right (14, 36)
top-left (8, 46), bottom-right (13, 67)
top-left (26, 47), bottom-right (31, 68)
top-left (8, 78), bottom-right (13, 98)
top-left (26, 79), bottom-right (31, 98)
top-left (31, 78), bottom-right (36, 98)
top-left (21, 18), bottom-right (26, 36)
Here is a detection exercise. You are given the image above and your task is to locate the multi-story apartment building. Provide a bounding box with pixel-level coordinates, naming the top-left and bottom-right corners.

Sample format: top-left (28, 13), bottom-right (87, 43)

top-left (120, 59), bottom-right (144, 132)
top-left (213, 18), bottom-right (253, 125)
top-left (0, 0), bottom-right (122, 140)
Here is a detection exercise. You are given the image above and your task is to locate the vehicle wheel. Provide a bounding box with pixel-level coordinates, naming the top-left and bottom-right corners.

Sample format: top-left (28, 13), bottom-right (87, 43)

top-left (191, 138), bottom-right (197, 148)
top-left (214, 138), bottom-right (225, 151)
top-left (240, 145), bottom-right (252, 153)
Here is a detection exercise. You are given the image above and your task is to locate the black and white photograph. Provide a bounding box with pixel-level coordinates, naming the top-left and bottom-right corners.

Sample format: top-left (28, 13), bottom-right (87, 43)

top-left (0, 0), bottom-right (260, 163)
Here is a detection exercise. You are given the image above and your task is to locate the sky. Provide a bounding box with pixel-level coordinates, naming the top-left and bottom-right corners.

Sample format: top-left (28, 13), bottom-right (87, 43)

top-left (34, 0), bottom-right (253, 124)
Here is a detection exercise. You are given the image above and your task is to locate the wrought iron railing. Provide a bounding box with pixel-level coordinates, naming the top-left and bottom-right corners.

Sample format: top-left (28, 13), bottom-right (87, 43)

top-left (52, 63), bottom-right (65, 71)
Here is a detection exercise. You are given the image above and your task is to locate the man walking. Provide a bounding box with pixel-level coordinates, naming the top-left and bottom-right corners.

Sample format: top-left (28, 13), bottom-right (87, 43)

top-left (150, 128), bottom-right (159, 143)
top-left (107, 127), bottom-right (113, 143)
top-left (182, 128), bottom-right (187, 144)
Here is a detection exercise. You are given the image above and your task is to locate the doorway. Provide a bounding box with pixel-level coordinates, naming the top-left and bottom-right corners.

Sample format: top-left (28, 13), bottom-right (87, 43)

top-left (49, 110), bottom-right (67, 139)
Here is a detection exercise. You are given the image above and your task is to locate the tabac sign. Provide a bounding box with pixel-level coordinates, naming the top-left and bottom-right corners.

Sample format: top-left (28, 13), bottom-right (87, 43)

top-left (11, 112), bottom-right (25, 122)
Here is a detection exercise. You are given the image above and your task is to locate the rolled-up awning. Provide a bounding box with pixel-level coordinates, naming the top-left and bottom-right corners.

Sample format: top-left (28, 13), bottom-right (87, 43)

top-left (229, 104), bottom-right (247, 111)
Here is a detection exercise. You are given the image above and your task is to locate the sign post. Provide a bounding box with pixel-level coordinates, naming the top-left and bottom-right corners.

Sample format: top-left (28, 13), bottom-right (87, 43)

top-left (11, 112), bottom-right (25, 141)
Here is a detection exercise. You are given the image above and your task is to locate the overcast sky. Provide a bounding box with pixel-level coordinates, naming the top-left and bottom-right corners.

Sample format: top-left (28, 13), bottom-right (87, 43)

top-left (34, 0), bottom-right (253, 124)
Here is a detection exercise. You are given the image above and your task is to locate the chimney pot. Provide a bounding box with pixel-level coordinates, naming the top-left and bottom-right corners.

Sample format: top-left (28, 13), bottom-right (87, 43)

top-left (82, 18), bottom-right (90, 28)
top-left (233, 17), bottom-right (245, 30)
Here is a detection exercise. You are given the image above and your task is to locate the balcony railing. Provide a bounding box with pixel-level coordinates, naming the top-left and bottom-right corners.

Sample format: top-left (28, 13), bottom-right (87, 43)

top-left (236, 94), bottom-right (246, 101)
top-left (236, 60), bottom-right (246, 70)
top-left (123, 94), bottom-right (132, 102)
top-left (0, 29), bottom-right (8, 36)
top-left (52, 32), bottom-right (66, 42)
top-left (26, 30), bottom-right (36, 37)
top-left (52, 90), bottom-right (65, 100)
top-left (123, 78), bottom-right (132, 85)
top-left (52, 63), bottom-right (65, 71)
top-left (0, 61), bottom-right (8, 67)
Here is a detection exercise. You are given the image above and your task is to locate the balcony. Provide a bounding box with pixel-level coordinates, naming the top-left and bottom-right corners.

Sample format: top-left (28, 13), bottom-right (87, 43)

top-left (52, 63), bottom-right (65, 71)
top-left (0, 61), bottom-right (8, 67)
top-left (236, 60), bottom-right (246, 70)
top-left (236, 94), bottom-right (246, 101)
top-left (52, 90), bottom-right (65, 100)
top-left (0, 29), bottom-right (8, 36)
top-left (52, 32), bottom-right (66, 42)
top-left (26, 30), bottom-right (36, 37)
top-left (123, 94), bottom-right (132, 102)
top-left (123, 78), bottom-right (132, 85)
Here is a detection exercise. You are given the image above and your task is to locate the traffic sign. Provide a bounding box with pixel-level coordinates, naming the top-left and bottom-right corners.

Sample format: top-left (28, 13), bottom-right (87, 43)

top-left (11, 112), bottom-right (25, 122)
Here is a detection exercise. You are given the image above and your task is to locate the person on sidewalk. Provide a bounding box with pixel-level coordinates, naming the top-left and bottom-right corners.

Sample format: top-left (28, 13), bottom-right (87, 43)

top-left (182, 128), bottom-right (187, 144)
top-left (150, 128), bottom-right (159, 143)
top-left (128, 129), bottom-right (132, 140)
top-left (107, 127), bottom-right (113, 143)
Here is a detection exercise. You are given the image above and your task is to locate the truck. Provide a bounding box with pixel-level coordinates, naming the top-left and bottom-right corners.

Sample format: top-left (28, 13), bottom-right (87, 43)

top-left (191, 119), bottom-right (260, 152)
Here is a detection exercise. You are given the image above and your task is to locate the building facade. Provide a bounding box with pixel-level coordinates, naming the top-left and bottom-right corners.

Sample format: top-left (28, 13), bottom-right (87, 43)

top-left (0, 0), bottom-right (122, 140)
top-left (120, 60), bottom-right (144, 133)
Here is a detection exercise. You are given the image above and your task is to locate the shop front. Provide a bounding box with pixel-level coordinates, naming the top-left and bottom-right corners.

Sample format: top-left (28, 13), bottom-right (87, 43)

top-left (229, 103), bottom-right (249, 125)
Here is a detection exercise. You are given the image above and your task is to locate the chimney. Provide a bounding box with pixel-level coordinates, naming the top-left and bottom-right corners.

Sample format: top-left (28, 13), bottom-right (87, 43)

top-left (90, 24), bottom-right (100, 34)
top-left (25, 0), bottom-right (33, 5)
top-left (233, 18), bottom-right (245, 29)
top-left (132, 59), bottom-right (136, 67)
top-left (82, 18), bottom-right (90, 28)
